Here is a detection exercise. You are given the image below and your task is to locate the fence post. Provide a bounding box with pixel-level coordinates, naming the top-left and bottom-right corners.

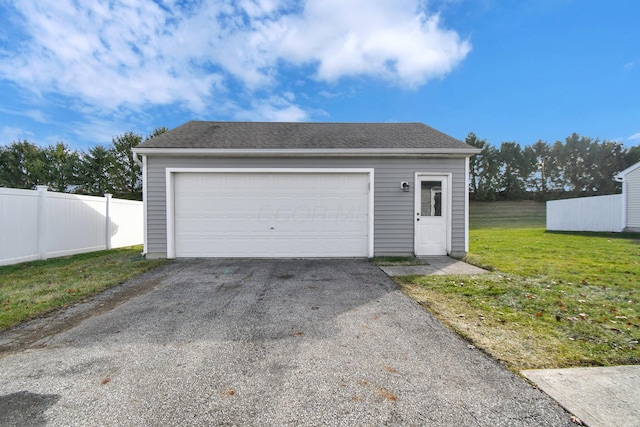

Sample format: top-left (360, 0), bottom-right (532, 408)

top-left (105, 194), bottom-right (112, 250)
top-left (36, 185), bottom-right (49, 260)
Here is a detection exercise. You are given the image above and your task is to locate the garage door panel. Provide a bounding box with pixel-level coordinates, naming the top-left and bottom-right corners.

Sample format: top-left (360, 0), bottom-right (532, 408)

top-left (177, 236), bottom-right (367, 258)
top-left (177, 237), bottom-right (367, 258)
top-left (173, 172), bottom-right (370, 258)
top-left (294, 237), bottom-right (366, 256)
top-left (178, 221), bottom-right (370, 236)
top-left (176, 237), bottom-right (367, 258)
top-left (177, 213), bottom-right (369, 234)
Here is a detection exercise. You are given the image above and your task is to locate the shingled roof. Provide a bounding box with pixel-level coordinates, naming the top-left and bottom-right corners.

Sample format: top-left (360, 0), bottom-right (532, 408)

top-left (134, 121), bottom-right (478, 153)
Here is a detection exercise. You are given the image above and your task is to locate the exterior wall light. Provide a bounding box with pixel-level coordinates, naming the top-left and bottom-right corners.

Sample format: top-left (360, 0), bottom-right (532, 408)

top-left (400, 181), bottom-right (410, 192)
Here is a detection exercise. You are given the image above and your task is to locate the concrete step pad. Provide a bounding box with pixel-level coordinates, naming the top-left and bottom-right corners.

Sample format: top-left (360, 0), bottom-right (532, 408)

top-left (378, 256), bottom-right (488, 277)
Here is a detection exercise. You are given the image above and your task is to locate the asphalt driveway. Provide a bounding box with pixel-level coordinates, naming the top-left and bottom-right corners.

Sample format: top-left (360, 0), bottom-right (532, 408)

top-left (0, 259), bottom-right (572, 426)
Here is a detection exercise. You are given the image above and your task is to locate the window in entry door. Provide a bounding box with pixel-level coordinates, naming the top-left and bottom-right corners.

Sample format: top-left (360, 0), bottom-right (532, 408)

top-left (421, 181), bottom-right (442, 217)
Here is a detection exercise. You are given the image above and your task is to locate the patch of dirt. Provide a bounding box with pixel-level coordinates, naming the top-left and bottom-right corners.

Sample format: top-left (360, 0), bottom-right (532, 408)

top-left (0, 264), bottom-right (173, 356)
top-left (372, 257), bottom-right (429, 267)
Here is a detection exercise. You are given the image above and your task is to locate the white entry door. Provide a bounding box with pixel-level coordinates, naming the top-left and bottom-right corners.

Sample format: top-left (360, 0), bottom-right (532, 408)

top-left (415, 175), bottom-right (449, 256)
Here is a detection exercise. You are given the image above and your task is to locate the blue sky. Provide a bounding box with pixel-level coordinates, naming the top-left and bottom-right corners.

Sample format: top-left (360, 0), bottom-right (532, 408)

top-left (0, 0), bottom-right (638, 150)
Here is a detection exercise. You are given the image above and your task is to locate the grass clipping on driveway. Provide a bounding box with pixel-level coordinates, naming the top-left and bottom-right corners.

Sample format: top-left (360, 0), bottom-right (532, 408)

top-left (399, 202), bottom-right (640, 370)
top-left (0, 246), bottom-right (165, 331)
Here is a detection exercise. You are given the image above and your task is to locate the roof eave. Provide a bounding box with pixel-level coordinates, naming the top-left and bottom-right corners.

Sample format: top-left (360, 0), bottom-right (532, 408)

top-left (614, 161), bottom-right (640, 181)
top-left (132, 147), bottom-right (482, 157)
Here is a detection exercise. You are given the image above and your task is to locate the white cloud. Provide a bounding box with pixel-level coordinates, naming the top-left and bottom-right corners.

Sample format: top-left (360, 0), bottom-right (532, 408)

top-left (234, 95), bottom-right (310, 122)
top-left (272, 0), bottom-right (471, 86)
top-left (239, 0), bottom-right (291, 18)
top-left (0, 107), bottom-right (50, 123)
top-left (2, 0), bottom-right (224, 113)
top-left (629, 133), bottom-right (640, 142)
top-left (318, 90), bottom-right (339, 98)
top-left (23, 109), bottom-right (49, 123)
top-left (0, 126), bottom-right (35, 144)
top-left (0, 0), bottom-right (470, 118)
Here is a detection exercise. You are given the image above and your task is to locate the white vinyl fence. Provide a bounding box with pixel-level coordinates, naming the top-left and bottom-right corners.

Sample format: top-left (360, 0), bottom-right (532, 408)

top-left (0, 186), bottom-right (143, 266)
top-left (546, 194), bottom-right (624, 232)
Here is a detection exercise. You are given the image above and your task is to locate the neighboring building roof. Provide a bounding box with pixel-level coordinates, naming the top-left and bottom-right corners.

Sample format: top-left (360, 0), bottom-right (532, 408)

top-left (615, 161), bottom-right (640, 181)
top-left (133, 121), bottom-right (480, 155)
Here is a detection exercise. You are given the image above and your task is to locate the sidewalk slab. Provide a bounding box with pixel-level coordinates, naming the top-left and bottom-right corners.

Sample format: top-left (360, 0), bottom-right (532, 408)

top-left (522, 365), bottom-right (640, 427)
top-left (378, 256), bottom-right (488, 277)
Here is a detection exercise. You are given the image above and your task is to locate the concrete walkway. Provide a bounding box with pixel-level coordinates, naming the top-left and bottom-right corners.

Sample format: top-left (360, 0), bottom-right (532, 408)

top-left (379, 257), bottom-right (640, 427)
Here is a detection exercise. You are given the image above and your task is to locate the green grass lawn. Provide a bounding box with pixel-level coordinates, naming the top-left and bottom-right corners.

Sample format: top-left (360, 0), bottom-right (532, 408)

top-left (399, 201), bottom-right (640, 370)
top-left (0, 246), bottom-right (165, 331)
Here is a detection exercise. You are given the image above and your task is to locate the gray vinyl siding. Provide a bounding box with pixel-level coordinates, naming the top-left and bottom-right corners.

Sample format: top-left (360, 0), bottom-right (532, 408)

top-left (144, 156), bottom-right (468, 257)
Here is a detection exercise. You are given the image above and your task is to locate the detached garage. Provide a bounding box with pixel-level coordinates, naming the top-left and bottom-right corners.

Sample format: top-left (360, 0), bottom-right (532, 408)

top-left (133, 121), bottom-right (479, 259)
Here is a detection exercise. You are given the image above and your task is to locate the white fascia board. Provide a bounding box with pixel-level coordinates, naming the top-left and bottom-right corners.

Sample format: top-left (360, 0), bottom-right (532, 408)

top-left (166, 167), bottom-right (374, 174)
top-left (132, 147), bottom-right (482, 157)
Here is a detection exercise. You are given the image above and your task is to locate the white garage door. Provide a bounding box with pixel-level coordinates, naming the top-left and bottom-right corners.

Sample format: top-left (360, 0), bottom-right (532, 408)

top-left (172, 171), bottom-right (371, 257)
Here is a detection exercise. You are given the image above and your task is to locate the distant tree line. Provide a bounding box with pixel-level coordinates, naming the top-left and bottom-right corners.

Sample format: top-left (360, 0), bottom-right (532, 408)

top-left (0, 127), bottom-right (167, 200)
top-left (466, 132), bottom-right (640, 201)
top-left (3, 127), bottom-right (638, 202)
